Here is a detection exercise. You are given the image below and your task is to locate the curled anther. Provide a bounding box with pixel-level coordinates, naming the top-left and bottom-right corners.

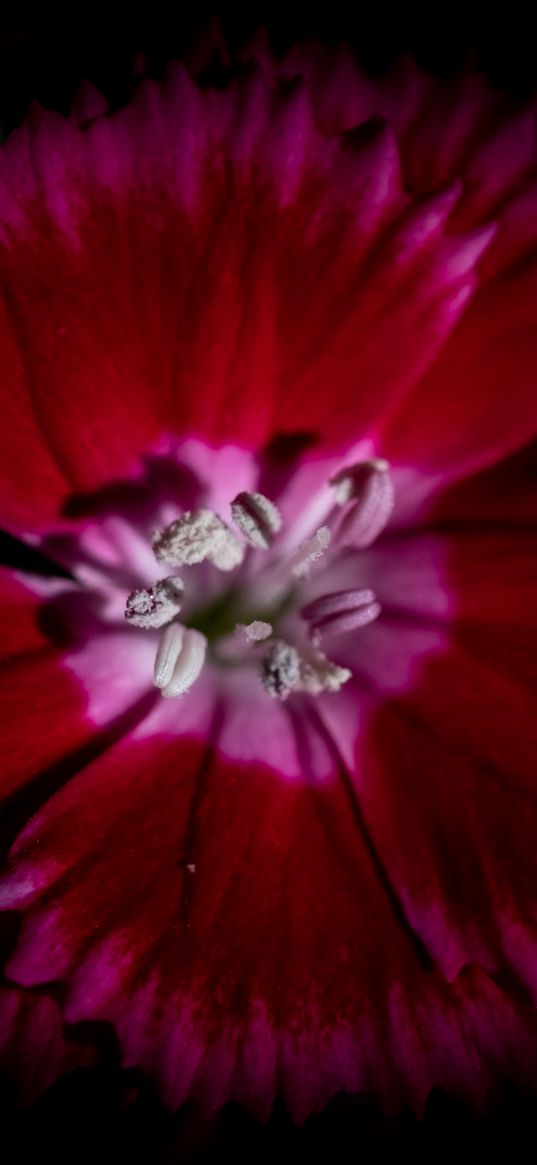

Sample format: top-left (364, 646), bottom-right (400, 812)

top-left (330, 459), bottom-right (394, 548)
top-left (302, 588), bottom-right (381, 639)
top-left (125, 576), bottom-right (184, 630)
top-left (231, 491), bottom-right (282, 549)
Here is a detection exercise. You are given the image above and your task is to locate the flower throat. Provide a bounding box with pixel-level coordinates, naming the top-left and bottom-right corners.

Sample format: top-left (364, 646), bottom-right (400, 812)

top-left (124, 460), bottom-right (394, 702)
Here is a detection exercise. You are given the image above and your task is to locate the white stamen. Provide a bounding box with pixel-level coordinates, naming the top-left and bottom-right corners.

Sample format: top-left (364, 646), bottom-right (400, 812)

top-left (156, 626), bottom-right (208, 699)
top-left (289, 526), bottom-right (331, 578)
top-left (152, 509), bottom-right (244, 572)
top-left (302, 588), bottom-right (381, 639)
top-left (153, 622), bottom-right (185, 688)
top-left (231, 491), bottom-right (282, 549)
top-left (261, 640), bottom-right (300, 700)
top-left (125, 576), bottom-right (184, 630)
top-left (330, 459), bottom-right (394, 548)
top-left (235, 620), bottom-right (273, 643)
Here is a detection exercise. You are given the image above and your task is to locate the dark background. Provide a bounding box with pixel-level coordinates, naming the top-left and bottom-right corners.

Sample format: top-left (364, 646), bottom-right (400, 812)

top-left (1, 5), bottom-right (537, 140)
top-left (1, 6), bottom-right (536, 1162)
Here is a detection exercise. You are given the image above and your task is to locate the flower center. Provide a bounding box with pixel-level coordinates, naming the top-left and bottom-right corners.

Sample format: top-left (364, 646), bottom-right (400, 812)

top-left (124, 459), bottom-right (394, 701)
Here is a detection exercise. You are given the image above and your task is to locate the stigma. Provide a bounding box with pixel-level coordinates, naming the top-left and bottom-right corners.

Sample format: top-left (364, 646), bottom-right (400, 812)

top-left (124, 465), bottom-right (392, 702)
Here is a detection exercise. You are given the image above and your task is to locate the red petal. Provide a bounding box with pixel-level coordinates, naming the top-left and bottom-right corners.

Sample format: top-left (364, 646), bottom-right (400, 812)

top-left (0, 66), bottom-right (506, 532)
top-left (356, 638), bottom-right (537, 988)
top-left (256, 40), bottom-right (536, 215)
top-left (0, 984), bottom-right (96, 1104)
top-left (0, 571), bottom-right (155, 804)
top-left (0, 570), bottom-right (53, 661)
top-left (430, 439), bottom-right (537, 528)
top-left (2, 717), bottom-right (537, 1119)
top-left (378, 259), bottom-right (537, 479)
top-left (0, 571), bottom-right (91, 803)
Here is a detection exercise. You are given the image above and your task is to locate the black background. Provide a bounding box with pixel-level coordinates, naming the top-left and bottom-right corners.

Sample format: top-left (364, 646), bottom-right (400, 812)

top-left (1, 6), bottom-right (536, 1162)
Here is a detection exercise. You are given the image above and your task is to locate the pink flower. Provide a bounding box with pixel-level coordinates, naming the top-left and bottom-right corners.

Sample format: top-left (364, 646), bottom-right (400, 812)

top-left (1, 39), bottom-right (537, 1122)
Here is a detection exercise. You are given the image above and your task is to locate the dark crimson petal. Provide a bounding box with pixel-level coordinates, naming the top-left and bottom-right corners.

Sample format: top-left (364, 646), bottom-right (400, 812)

top-left (377, 258), bottom-right (537, 480)
top-left (429, 439), bottom-right (537, 529)
top-left (348, 617), bottom-right (537, 987)
top-left (246, 43), bottom-right (537, 481)
top-left (0, 570), bottom-right (91, 803)
top-left (0, 571), bottom-right (56, 661)
top-left (0, 67), bottom-right (502, 533)
top-left (0, 296), bottom-right (69, 530)
top-left (252, 38), bottom-right (536, 214)
top-left (2, 723), bottom-right (537, 1118)
top-left (0, 984), bottom-right (97, 1104)
top-left (0, 647), bottom-right (96, 804)
top-left (0, 571), bottom-right (154, 805)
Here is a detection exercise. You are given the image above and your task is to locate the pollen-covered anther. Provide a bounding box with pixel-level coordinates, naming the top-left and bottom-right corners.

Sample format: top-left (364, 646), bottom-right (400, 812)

top-left (235, 620), bottom-right (273, 643)
top-left (289, 526), bottom-right (331, 578)
top-left (330, 459), bottom-right (394, 548)
top-left (261, 640), bottom-right (300, 700)
top-left (153, 622), bottom-right (208, 698)
top-left (297, 651), bottom-right (352, 696)
top-left (124, 576), bottom-right (184, 629)
top-left (302, 588), bottom-right (381, 639)
top-left (152, 509), bottom-right (244, 571)
top-left (261, 638), bottom-right (351, 699)
top-left (231, 491), bottom-right (282, 549)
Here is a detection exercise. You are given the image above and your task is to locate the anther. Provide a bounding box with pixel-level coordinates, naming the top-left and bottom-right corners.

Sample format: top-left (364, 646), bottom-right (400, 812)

top-left (301, 588), bottom-right (381, 639)
top-left (153, 623), bottom-right (207, 698)
top-left (231, 491), bottom-right (282, 549)
top-left (235, 620), bottom-right (273, 643)
top-left (261, 638), bottom-right (352, 699)
top-left (152, 509), bottom-right (244, 571)
top-left (297, 650), bottom-right (352, 695)
top-left (125, 576), bottom-right (184, 629)
top-left (261, 640), bottom-right (300, 700)
top-left (330, 459), bottom-right (394, 548)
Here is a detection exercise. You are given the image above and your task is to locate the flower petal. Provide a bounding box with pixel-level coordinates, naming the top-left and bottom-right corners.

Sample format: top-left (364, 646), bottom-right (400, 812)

top-left (2, 702), bottom-right (537, 1119)
top-left (0, 66), bottom-right (501, 532)
top-left (0, 570), bottom-right (157, 805)
top-left (0, 984), bottom-right (97, 1104)
top-left (355, 644), bottom-right (537, 988)
top-left (377, 258), bottom-right (537, 480)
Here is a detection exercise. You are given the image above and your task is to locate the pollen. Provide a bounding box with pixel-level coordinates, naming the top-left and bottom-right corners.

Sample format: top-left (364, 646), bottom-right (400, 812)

top-left (152, 509), bottom-right (244, 571)
top-left (127, 465), bottom-right (393, 703)
top-left (289, 526), bottom-right (331, 578)
top-left (125, 576), bottom-right (184, 629)
top-left (235, 620), bottom-right (273, 643)
top-left (261, 640), bottom-right (301, 700)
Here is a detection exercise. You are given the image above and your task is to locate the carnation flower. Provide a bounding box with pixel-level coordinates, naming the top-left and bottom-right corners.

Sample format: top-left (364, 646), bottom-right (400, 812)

top-left (1, 36), bottom-right (537, 1123)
